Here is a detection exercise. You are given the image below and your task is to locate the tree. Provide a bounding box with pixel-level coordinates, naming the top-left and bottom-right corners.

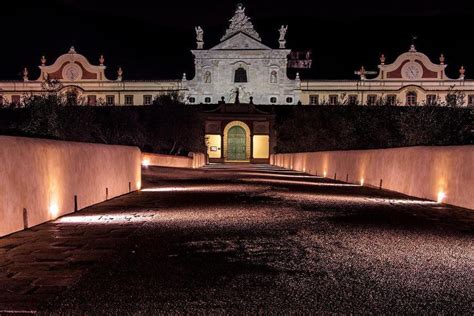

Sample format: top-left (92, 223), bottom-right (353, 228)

top-left (445, 86), bottom-right (465, 107)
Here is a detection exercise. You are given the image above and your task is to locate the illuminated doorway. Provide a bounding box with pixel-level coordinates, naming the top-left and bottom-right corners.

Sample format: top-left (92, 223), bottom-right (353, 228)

top-left (227, 126), bottom-right (246, 160)
top-left (223, 121), bottom-right (251, 162)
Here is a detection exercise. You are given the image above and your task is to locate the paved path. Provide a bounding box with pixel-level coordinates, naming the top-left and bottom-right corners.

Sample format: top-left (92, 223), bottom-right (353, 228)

top-left (0, 164), bottom-right (473, 314)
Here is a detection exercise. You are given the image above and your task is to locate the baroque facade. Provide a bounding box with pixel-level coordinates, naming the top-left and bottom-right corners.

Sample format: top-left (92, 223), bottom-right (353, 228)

top-left (183, 4), bottom-right (298, 105)
top-left (0, 4), bottom-right (473, 108)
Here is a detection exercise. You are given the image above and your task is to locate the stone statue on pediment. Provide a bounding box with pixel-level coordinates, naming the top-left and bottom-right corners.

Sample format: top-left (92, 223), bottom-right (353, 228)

top-left (279, 25), bottom-right (288, 42)
top-left (195, 26), bottom-right (204, 42)
top-left (195, 26), bottom-right (204, 49)
top-left (278, 25), bottom-right (288, 48)
top-left (221, 4), bottom-right (261, 41)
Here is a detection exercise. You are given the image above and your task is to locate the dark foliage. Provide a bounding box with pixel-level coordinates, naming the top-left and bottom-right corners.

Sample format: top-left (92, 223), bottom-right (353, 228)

top-left (1, 98), bottom-right (471, 154)
top-left (274, 105), bottom-right (473, 153)
top-left (0, 102), bottom-right (205, 155)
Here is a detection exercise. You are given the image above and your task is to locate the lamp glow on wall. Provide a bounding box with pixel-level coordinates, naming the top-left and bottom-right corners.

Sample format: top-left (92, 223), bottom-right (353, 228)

top-left (142, 158), bottom-right (150, 168)
top-left (49, 202), bottom-right (59, 219)
top-left (323, 171), bottom-right (327, 178)
top-left (437, 191), bottom-right (446, 204)
top-left (360, 178), bottom-right (365, 186)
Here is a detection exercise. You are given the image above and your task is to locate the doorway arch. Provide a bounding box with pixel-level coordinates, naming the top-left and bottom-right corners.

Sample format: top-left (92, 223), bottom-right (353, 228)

top-left (223, 121), bottom-right (251, 161)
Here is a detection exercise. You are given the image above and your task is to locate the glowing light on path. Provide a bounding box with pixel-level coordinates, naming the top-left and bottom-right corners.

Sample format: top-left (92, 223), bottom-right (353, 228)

top-left (141, 187), bottom-right (191, 192)
top-left (241, 178), bottom-right (360, 187)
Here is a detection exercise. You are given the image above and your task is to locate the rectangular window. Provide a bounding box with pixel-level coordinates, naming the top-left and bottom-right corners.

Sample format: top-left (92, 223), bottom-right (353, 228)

top-left (11, 95), bottom-right (21, 105)
top-left (87, 95), bottom-right (97, 106)
top-left (106, 95), bottom-right (115, 106)
top-left (406, 92), bottom-right (417, 106)
top-left (125, 95), bottom-right (134, 106)
top-left (329, 95), bottom-right (338, 105)
top-left (367, 95), bottom-right (377, 106)
top-left (143, 95), bottom-right (152, 105)
top-left (426, 94), bottom-right (437, 105)
top-left (309, 95), bottom-right (319, 105)
top-left (386, 95), bottom-right (396, 106)
top-left (348, 95), bottom-right (358, 105)
top-left (468, 95), bottom-right (474, 106)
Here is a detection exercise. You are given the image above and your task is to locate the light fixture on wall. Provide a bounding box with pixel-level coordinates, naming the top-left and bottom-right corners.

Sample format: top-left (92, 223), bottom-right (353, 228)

top-left (323, 171), bottom-right (327, 178)
top-left (360, 178), bottom-right (365, 186)
top-left (49, 202), bottom-right (59, 218)
top-left (437, 191), bottom-right (446, 204)
top-left (142, 158), bottom-right (150, 167)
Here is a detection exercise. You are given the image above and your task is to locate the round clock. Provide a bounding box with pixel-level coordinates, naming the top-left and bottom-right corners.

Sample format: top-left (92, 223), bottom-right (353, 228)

top-left (62, 63), bottom-right (82, 81)
top-left (402, 62), bottom-right (423, 80)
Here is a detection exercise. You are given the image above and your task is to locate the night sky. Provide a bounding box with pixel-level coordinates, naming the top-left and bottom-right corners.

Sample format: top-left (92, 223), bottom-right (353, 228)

top-left (2, 0), bottom-right (474, 81)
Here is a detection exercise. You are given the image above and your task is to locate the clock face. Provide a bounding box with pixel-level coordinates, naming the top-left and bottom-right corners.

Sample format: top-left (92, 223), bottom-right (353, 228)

top-left (402, 62), bottom-right (423, 80)
top-left (62, 63), bottom-right (82, 81)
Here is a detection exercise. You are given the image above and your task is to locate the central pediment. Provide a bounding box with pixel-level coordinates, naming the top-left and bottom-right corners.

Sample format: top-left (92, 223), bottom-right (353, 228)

top-left (211, 32), bottom-right (271, 50)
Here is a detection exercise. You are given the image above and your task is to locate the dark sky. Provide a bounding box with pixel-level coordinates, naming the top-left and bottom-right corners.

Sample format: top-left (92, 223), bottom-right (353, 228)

top-left (2, 0), bottom-right (474, 80)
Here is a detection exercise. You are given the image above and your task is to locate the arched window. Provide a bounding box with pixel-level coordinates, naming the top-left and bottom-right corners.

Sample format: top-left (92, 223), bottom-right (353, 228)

top-left (234, 67), bottom-right (248, 83)
top-left (406, 91), bottom-right (417, 106)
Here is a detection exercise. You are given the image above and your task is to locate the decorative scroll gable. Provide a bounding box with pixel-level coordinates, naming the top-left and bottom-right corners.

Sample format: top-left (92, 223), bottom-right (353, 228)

top-left (373, 46), bottom-right (449, 81)
top-left (37, 47), bottom-right (108, 82)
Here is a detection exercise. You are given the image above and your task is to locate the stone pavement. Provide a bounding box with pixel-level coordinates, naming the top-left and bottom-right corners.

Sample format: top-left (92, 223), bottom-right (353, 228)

top-left (0, 164), bottom-right (473, 313)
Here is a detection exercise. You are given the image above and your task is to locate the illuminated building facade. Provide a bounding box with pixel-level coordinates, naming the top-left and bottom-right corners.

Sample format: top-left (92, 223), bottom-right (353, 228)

top-left (0, 4), bottom-right (473, 108)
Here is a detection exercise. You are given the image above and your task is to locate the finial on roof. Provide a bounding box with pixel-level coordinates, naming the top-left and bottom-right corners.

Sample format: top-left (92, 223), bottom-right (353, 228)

top-left (117, 67), bottom-right (123, 81)
top-left (99, 54), bottom-right (105, 66)
top-left (69, 46), bottom-right (76, 54)
top-left (41, 55), bottom-right (46, 66)
top-left (439, 54), bottom-right (445, 65)
top-left (409, 36), bottom-right (417, 52)
top-left (23, 68), bottom-right (29, 81)
top-left (380, 54), bottom-right (386, 65)
top-left (459, 66), bottom-right (465, 80)
top-left (359, 66), bottom-right (366, 80)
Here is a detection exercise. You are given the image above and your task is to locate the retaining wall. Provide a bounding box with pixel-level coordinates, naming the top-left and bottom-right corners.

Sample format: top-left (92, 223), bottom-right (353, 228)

top-left (271, 146), bottom-right (474, 210)
top-left (0, 136), bottom-right (141, 237)
top-left (141, 152), bottom-right (207, 169)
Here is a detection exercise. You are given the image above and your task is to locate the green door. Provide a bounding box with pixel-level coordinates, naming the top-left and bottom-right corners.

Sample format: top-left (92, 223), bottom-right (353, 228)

top-left (227, 126), bottom-right (246, 160)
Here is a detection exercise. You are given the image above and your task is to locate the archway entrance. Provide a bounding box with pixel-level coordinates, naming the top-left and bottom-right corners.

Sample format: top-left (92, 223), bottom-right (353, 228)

top-left (223, 121), bottom-right (251, 162)
top-left (227, 126), bottom-right (246, 160)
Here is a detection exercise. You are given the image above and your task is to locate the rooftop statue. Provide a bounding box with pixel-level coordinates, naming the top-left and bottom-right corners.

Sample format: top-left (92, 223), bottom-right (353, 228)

top-left (195, 26), bottom-right (204, 42)
top-left (278, 25), bottom-right (288, 42)
top-left (221, 4), bottom-right (261, 41)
